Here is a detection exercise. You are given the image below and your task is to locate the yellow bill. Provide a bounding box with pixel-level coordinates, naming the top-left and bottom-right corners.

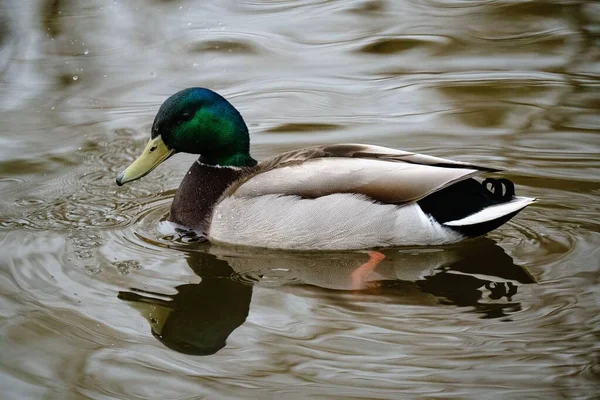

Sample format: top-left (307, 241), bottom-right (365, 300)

top-left (116, 135), bottom-right (175, 186)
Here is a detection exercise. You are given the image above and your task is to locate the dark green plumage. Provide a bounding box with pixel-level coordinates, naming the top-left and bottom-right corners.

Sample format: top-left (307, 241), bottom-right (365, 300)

top-left (152, 88), bottom-right (257, 167)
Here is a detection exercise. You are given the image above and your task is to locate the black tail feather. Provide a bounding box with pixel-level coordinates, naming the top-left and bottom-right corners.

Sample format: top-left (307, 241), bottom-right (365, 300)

top-left (418, 178), bottom-right (519, 237)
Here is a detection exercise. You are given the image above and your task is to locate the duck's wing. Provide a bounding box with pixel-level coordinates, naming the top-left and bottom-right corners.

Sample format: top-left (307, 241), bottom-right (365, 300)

top-left (229, 144), bottom-right (501, 204)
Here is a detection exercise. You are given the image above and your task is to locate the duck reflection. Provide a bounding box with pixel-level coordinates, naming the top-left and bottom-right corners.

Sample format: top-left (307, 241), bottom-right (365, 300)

top-left (118, 256), bottom-right (252, 355)
top-left (119, 239), bottom-right (534, 355)
top-left (416, 243), bottom-right (528, 318)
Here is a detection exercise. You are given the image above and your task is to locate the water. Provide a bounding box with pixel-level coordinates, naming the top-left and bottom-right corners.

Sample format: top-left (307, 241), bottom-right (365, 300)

top-left (1, 0), bottom-right (599, 398)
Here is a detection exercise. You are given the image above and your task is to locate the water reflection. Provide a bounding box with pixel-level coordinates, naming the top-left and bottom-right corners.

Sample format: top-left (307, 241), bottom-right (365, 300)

top-left (119, 239), bottom-right (534, 356)
top-left (118, 254), bottom-right (252, 356)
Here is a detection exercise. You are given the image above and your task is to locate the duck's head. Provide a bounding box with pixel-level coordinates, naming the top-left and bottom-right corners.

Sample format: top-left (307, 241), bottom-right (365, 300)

top-left (116, 87), bottom-right (255, 186)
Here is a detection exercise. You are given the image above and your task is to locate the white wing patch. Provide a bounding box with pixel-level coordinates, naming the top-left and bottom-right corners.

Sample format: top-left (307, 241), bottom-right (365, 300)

top-left (208, 193), bottom-right (463, 250)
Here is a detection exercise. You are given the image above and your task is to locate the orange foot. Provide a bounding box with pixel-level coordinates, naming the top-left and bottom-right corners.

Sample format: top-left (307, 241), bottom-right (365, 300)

top-left (351, 251), bottom-right (385, 290)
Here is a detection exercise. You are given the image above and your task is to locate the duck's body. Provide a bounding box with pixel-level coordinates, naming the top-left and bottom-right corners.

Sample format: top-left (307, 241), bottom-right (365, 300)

top-left (169, 144), bottom-right (534, 250)
top-left (116, 88), bottom-right (535, 250)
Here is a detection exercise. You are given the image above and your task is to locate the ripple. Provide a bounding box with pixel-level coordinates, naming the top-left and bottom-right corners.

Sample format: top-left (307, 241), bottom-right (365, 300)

top-left (188, 39), bottom-right (261, 55)
top-left (357, 35), bottom-right (453, 55)
top-left (265, 122), bottom-right (342, 133)
top-left (0, 127), bottom-right (174, 232)
top-left (345, 0), bottom-right (386, 15)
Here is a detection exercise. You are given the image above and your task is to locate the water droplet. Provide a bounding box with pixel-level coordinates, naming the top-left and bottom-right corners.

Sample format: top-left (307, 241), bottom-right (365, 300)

top-left (103, 74), bottom-right (107, 77)
top-left (72, 75), bottom-right (78, 81)
top-left (113, 260), bottom-right (142, 275)
top-left (50, 106), bottom-right (55, 110)
top-left (192, 62), bottom-right (198, 67)
top-left (187, 22), bottom-right (192, 26)
top-left (84, 49), bottom-right (89, 55)
top-left (149, 72), bottom-right (155, 77)
top-left (85, 266), bottom-right (102, 275)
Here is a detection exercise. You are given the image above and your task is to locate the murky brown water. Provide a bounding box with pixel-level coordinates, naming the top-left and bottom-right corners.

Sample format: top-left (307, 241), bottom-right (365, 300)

top-left (1, 0), bottom-right (599, 398)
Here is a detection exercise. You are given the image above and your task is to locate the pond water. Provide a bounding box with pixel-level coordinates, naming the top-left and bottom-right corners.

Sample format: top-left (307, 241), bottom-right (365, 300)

top-left (1, 0), bottom-right (599, 398)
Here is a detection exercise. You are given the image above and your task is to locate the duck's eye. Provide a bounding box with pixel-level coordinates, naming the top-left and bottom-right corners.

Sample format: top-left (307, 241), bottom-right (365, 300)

top-left (178, 112), bottom-right (192, 124)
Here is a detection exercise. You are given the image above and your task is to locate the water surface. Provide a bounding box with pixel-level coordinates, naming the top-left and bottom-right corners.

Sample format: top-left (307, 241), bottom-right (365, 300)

top-left (1, 0), bottom-right (599, 398)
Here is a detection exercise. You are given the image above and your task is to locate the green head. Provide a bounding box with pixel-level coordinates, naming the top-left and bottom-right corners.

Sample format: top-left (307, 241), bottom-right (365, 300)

top-left (116, 88), bottom-right (256, 186)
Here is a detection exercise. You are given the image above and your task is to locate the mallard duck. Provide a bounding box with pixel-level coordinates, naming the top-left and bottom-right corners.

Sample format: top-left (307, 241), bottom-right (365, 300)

top-left (116, 88), bottom-right (535, 250)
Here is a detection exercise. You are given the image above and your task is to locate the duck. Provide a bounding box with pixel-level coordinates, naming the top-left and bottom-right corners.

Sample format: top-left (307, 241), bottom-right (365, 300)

top-left (116, 87), bottom-right (535, 251)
